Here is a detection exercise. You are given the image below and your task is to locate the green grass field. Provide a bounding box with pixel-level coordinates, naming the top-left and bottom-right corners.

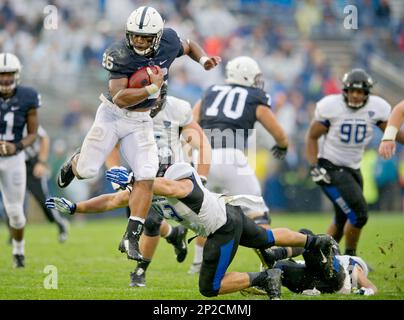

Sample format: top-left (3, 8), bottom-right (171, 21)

top-left (1, 212), bottom-right (403, 300)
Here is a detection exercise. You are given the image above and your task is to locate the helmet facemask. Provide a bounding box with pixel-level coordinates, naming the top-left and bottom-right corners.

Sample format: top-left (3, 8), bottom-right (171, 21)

top-left (125, 6), bottom-right (164, 57)
top-left (0, 71), bottom-right (19, 95)
top-left (342, 69), bottom-right (374, 109)
top-left (126, 30), bottom-right (163, 57)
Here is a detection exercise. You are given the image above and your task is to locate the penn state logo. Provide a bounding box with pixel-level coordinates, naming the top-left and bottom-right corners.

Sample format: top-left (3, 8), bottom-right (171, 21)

top-left (163, 121), bottom-right (171, 128)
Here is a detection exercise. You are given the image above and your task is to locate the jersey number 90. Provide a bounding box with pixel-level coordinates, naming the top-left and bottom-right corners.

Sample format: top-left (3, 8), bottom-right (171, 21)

top-left (340, 123), bottom-right (367, 144)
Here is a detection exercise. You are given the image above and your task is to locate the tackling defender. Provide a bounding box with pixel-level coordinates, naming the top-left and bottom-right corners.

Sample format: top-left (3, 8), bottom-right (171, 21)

top-left (0, 53), bottom-right (39, 268)
top-left (56, 6), bottom-right (220, 261)
top-left (47, 162), bottom-right (336, 299)
top-left (306, 69), bottom-right (404, 256)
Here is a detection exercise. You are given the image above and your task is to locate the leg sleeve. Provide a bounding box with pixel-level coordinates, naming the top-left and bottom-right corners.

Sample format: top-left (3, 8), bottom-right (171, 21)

top-left (321, 168), bottom-right (368, 228)
top-left (198, 211), bottom-right (242, 297)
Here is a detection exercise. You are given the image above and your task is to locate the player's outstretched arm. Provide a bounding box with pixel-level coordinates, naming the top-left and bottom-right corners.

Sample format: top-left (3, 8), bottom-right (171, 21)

top-left (46, 191), bottom-right (130, 215)
top-left (354, 266), bottom-right (378, 295)
top-left (181, 39), bottom-right (221, 70)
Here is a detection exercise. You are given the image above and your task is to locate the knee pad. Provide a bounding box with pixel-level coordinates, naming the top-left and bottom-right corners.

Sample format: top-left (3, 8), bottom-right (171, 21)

top-left (351, 212), bottom-right (368, 229)
top-left (6, 205), bottom-right (26, 229)
top-left (144, 208), bottom-right (163, 237)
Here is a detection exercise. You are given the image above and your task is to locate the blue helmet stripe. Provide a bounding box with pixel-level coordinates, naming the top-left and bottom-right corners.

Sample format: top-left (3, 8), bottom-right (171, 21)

top-left (139, 6), bottom-right (149, 29)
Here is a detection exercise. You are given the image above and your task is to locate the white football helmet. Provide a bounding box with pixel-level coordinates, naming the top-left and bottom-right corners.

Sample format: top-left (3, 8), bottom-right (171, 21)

top-left (225, 56), bottom-right (264, 89)
top-left (0, 53), bottom-right (22, 94)
top-left (126, 6), bottom-right (164, 56)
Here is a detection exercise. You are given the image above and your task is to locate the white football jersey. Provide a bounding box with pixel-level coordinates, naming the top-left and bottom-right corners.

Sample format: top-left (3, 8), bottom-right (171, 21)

top-left (315, 94), bottom-right (391, 169)
top-left (161, 163), bottom-right (227, 237)
top-left (335, 255), bottom-right (360, 294)
top-left (152, 96), bottom-right (193, 162)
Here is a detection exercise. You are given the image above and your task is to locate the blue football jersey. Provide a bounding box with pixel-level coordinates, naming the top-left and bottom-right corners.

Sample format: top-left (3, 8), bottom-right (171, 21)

top-left (102, 27), bottom-right (184, 110)
top-left (0, 86), bottom-right (41, 143)
top-left (199, 84), bottom-right (271, 149)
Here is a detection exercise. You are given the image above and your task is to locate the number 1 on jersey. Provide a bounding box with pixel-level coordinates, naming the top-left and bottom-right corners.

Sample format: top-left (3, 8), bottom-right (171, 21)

top-left (1, 112), bottom-right (15, 140)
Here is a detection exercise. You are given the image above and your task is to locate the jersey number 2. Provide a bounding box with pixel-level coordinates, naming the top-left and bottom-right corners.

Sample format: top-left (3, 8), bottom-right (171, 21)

top-left (205, 85), bottom-right (248, 120)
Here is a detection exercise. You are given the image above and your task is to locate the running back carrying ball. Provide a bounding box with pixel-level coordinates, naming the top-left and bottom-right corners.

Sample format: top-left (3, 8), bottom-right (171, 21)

top-left (128, 65), bottom-right (160, 89)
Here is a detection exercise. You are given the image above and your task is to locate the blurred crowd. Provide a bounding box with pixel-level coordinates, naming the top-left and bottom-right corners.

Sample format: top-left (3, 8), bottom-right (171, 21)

top-left (1, 0), bottom-right (403, 215)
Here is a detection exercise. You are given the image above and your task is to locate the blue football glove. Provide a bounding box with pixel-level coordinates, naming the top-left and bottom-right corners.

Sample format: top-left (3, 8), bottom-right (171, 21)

top-left (45, 197), bottom-right (76, 215)
top-left (105, 166), bottom-right (134, 189)
top-left (108, 166), bottom-right (130, 191)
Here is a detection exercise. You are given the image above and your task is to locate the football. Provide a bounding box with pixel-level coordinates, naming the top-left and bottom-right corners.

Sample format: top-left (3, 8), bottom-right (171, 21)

top-left (128, 65), bottom-right (160, 88)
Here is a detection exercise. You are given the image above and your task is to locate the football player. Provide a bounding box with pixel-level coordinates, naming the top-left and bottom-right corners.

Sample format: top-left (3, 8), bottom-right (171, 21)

top-left (56, 6), bottom-right (220, 261)
top-left (47, 162), bottom-right (337, 300)
top-left (306, 69), bottom-right (404, 256)
top-left (0, 52), bottom-right (39, 268)
top-left (378, 99), bottom-right (404, 159)
top-left (106, 92), bottom-right (212, 287)
top-left (189, 56), bottom-right (288, 273)
top-left (24, 125), bottom-right (69, 242)
top-left (247, 230), bottom-right (377, 296)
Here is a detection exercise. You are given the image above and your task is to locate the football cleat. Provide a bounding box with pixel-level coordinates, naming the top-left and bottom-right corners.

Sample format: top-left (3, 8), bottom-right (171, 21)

top-left (57, 148), bottom-right (81, 188)
top-left (127, 232), bottom-right (143, 261)
top-left (166, 225), bottom-right (188, 263)
top-left (187, 262), bottom-right (202, 275)
top-left (313, 234), bottom-right (335, 280)
top-left (118, 232), bottom-right (128, 253)
top-left (254, 248), bottom-right (276, 269)
top-left (130, 267), bottom-right (146, 287)
top-left (13, 254), bottom-right (25, 268)
top-left (261, 269), bottom-right (282, 300)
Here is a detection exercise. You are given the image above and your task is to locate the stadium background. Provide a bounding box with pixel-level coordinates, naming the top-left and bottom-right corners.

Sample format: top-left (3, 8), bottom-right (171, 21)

top-left (0, 0), bottom-right (403, 219)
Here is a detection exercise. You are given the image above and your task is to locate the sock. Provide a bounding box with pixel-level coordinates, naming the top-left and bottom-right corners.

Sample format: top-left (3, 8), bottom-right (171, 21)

top-left (137, 258), bottom-right (151, 272)
top-left (304, 235), bottom-right (316, 250)
top-left (164, 224), bottom-right (173, 238)
top-left (291, 247), bottom-right (305, 257)
top-left (272, 247), bottom-right (288, 260)
top-left (126, 218), bottom-right (144, 239)
top-left (344, 248), bottom-right (356, 256)
top-left (193, 244), bottom-right (204, 264)
top-left (166, 226), bottom-right (178, 243)
top-left (248, 271), bottom-right (267, 287)
top-left (12, 239), bottom-right (25, 255)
